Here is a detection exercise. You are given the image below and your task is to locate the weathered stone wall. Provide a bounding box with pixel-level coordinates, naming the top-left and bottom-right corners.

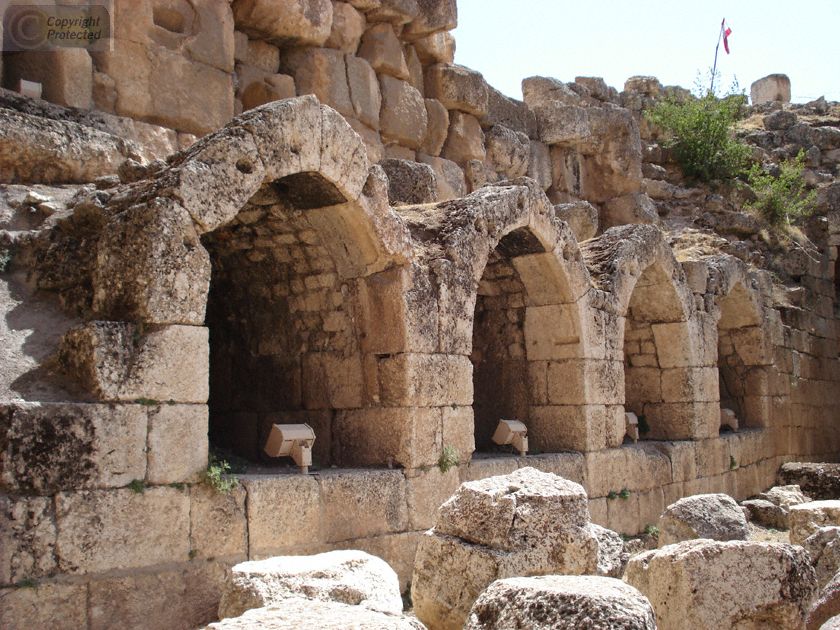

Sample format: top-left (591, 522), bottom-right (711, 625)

top-left (1, 3), bottom-right (840, 629)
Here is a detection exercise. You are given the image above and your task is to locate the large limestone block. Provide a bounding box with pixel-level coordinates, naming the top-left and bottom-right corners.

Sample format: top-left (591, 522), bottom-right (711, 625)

top-left (403, 0), bottom-right (457, 41)
top-left (405, 466), bottom-right (461, 530)
top-left (55, 487), bottom-right (190, 574)
top-left (790, 501), bottom-right (840, 546)
top-left (147, 404), bottom-right (208, 484)
top-left (482, 87), bottom-right (537, 139)
top-left (325, 1), bottom-right (366, 53)
top-left (113, 0), bottom-right (235, 72)
top-left (416, 154), bottom-right (466, 201)
top-left (366, 0), bottom-right (420, 24)
top-left (189, 483), bottom-right (248, 560)
top-left (218, 550), bottom-right (403, 619)
top-left (779, 463), bottom-right (840, 501)
top-left (281, 47), bottom-right (353, 117)
top-left (0, 495), bottom-right (57, 584)
top-left (377, 353), bottom-right (472, 407)
top-left (240, 475), bottom-right (324, 556)
top-left (436, 467), bottom-right (591, 551)
top-left (807, 572), bottom-right (840, 630)
top-left (378, 75), bottom-right (428, 150)
top-left (658, 493), bottom-right (749, 546)
top-left (602, 193), bottom-right (659, 229)
top-left (441, 110), bottom-right (485, 165)
top-left (413, 31), bottom-right (455, 64)
top-left (625, 539), bottom-right (817, 630)
top-left (346, 55), bottom-right (381, 128)
top-left (0, 107), bottom-right (146, 184)
top-left (93, 40), bottom-right (234, 136)
top-left (0, 402), bottom-right (146, 495)
top-left (357, 23), bottom-right (409, 79)
top-left (528, 140), bottom-right (552, 190)
top-left (803, 527), bottom-right (840, 590)
top-left (232, 0), bottom-right (333, 46)
top-left (206, 598), bottom-right (425, 630)
top-left (87, 562), bottom-right (227, 630)
top-left (379, 158), bottom-right (437, 205)
top-left (465, 575), bottom-right (656, 630)
top-left (590, 523), bottom-right (629, 578)
top-left (332, 406), bottom-right (442, 469)
top-left (533, 102), bottom-right (591, 145)
top-left (93, 197), bottom-right (211, 325)
top-left (424, 63), bottom-right (490, 117)
top-left (555, 201), bottom-right (598, 241)
top-left (485, 125), bottom-right (530, 179)
top-left (319, 469), bottom-right (409, 542)
top-left (412, 467), bottom-right (599, 630)
top-left (58, 322), bottom-right (209, 403)
top-left (522, 76), bottom-right (589, 108)
top-left (420, 98), bottom-right (449, 156)
top-left (751, 73), bottom-right (791, 105)
top-left (0, 582), bottom-right (88, 630)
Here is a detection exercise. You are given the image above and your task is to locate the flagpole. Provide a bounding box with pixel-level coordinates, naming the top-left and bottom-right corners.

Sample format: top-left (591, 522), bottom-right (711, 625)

top-left (710, 19), bottom-right (724, 95)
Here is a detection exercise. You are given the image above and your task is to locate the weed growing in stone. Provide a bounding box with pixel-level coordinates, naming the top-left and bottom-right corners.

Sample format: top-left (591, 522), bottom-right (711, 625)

top-left (607, 491), bottom-right (618, 500)
top-left (645, 524), bottom-right (660, 538)
top-left (169, 482), bottom-right (185, 492)
top-left (135, 398), bottom-right (159, 406)
top-left (730, 455), bottom-right (738, 470)
top-left (127, 479), bottom-right (145, 494)
top-left (619, 488), bottom-right (630, 500)
top-left (0, 248), bottom-right (11, 273)
top-left (438, 445), bottom-right (458, 474)
top-left (745, 150), bottom-right (816, 226)
top-left (16, 578), bottom-right (38, 589)
top-left (637, 414), bottom-right (650, 435)
top-left (202, 455), bottom-right (238, 495)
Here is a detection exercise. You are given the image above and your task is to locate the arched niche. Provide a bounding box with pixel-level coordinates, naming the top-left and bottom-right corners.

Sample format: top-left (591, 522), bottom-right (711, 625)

top-left (471, 226), bottom-right (588, 453)
top-left (623, 262), bottom-right (697, 440)
top-left (716, 281), bottom-right (770, 429)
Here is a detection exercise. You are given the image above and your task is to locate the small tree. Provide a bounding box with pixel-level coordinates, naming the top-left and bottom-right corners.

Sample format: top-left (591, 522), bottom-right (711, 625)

top-left (746, 151), bottom-right (816, 226)
top-left (646, 80), bottom-right (750, 183)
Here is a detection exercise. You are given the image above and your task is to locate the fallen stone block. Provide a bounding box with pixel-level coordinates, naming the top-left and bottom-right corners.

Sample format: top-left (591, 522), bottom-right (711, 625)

top-left (625, 539), bottom-right (817, 630)
top-left (465, 575), bottom-right (656, 630)
top-left (206, 598), bottom-right (424, 630)
top-left (218, 550), bottom-right (403, 619)
top-left (791, 501), bottom-right (840, 546)
top-left (808, 572), bottom-right (840, 630)
top-left (658, 493), bottom-right (749, 546)
top-left (411, 467), bottom-right (598, 630)
top-left (743, 498), bottom-right (789, 530)
top-left (779, 463), bottom-right (840, 501)
top-left (803, 527), bottom-right (840, 590)
top-left (590, 523), bottom-right (628, 578)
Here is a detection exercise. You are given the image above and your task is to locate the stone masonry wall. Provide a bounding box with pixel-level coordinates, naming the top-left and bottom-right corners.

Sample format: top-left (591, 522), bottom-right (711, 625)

top-left (1, 2), bottom-right (839, 629)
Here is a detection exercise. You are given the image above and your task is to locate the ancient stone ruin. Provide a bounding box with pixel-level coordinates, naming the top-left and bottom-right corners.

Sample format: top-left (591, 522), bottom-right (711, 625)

top-left (1, 1), bottom-right (840, 629)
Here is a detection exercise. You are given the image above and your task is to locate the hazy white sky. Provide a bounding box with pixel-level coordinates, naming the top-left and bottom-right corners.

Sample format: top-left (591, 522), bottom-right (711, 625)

top-left (452, 1), bottom-right (839, 104)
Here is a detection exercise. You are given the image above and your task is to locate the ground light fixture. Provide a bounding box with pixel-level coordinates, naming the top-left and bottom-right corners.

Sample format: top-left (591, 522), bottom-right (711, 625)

top-left (492, 419), bottom-right (529, 456)
top-left (265, 423), bottom-right (316, 473)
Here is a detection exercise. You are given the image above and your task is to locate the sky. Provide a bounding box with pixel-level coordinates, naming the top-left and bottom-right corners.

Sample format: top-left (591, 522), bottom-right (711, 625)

top-left (451, 1), bottom-right (839, 104)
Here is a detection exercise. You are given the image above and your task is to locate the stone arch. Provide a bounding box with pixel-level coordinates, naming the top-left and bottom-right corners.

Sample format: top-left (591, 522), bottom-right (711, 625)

top-left (90, 96), bottom-right (421, 467)
top-left (713, 261), bottom-right (772, 429)
top-left (582, 225), bottom-right (715, 441)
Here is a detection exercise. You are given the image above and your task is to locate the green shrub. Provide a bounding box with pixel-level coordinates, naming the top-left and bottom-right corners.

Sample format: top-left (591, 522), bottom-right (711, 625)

top-left (201, 455), bottom-right (239, 495)
top-left (438, 445), bottom-right (458, 474)
top-left (745, 151), bottom-right (816, 226)
top-left (645, 524), bottom-right (660, 537)
top-left (646, 87), bottom-right (750, 183)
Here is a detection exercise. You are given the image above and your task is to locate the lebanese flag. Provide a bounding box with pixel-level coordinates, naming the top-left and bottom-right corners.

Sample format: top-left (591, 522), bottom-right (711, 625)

top-left (722, 19), bottom-right (732, 54)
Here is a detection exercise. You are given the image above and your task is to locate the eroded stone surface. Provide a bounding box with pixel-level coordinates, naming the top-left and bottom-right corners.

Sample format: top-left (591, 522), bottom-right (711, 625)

top-left (218, 550), bottom-right (403, 619)
top-left (658, 493), bottom-right (749, 546)
top-left (625, 539), bottom-right (817, 630)
top-left (465, 575), bottom-right (656, 630)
